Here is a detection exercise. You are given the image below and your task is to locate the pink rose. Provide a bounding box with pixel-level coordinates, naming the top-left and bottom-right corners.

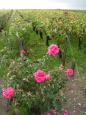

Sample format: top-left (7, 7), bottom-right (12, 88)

top-left (48, 44), bottom-right (60, 56)
top-left (2, 87), bottom-right (15, 99)
top-left (46, 74), bottom-right (51, 80)
top-left (20, 49), bottom-right (26, 57)
top-left (46, 112), bottom-right (50, 115)
top-left (64, 111), bottom-right (68, 115)
top-left (33, 70), bottom-right (46, 83)
top-left (66, 68), bottom-right (74, 76)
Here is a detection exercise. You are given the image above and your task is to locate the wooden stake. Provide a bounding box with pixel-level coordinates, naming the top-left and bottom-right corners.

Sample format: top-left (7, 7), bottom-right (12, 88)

top-left (62, 36), bottom-right (68, 66)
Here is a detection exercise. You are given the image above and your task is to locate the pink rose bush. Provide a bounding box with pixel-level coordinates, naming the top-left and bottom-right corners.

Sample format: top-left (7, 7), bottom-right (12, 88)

top-left (33, 70), bottom-right (51, 83)
top-left (2, 87), bottom-right (15, 99)
top-left (2, 42), bottom-right (71, 114)
top-left (66, 68), bottom-right (74, 76)
top-left (48, 44), bottom-right (60, 56)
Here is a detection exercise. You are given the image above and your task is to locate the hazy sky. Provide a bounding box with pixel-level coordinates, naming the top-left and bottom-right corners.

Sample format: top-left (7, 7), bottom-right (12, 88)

top-left (0, 0), bottom-right (86, 10)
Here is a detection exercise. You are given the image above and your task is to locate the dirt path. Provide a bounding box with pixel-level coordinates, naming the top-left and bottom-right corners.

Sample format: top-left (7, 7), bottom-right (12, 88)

top-left (0, 97), bottom-right (9, 115)
top-left (63, 71), bottom-right (86, 115)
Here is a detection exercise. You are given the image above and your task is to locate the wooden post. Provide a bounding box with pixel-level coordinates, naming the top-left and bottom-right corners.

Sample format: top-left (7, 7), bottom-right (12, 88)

top-left (16, 35), bottom-right (26, 58)
top-left (46, 35), bottom-right (51, 46)
top-left (57, 43), bottom-right (63, 61)
top-left (39, 30), bottom-right (43, 39)
top-left (71, 60), bottom-right (76, 71)
top-left (78, 36), bottom-right (82, 49)
top-left (33, 25), bottom-right (36, 32)
top-left (62, 36), bottom-right (68, 66)
top-left (35, 29), bottom-right (39, 35)
top-left (71, 60), bottom-right (76, 78)
top-left (58, 49), bottom-right (62, 61)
